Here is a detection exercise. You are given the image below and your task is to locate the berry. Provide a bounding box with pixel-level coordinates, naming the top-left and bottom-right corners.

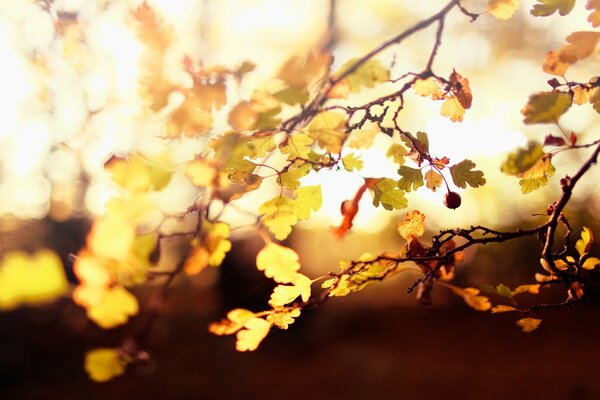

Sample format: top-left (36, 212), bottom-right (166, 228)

top-left (444, 191), bottom-right (461, 209)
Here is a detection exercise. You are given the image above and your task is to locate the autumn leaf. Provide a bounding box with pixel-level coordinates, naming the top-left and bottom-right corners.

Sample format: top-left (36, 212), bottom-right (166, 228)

top-left (342, 153), bottom-right (363, 171)
top-left (443, 283), bottom-right (492, 311)
top-left (294, 185), bottom-right (323, 220)
top-left (185, 158), bottom-right (217, 187)
top-left (519, 154), bottom-right (555, 194)
top-left (267, 308), bottom-right (301, 329)
top-left (84, 348), bottom-right (127, 383)
top-left (0, 250), bottom-right (68, 310)
top-left (588, 0), bottom-right (600, 27)
top-left (397, 210), bottom-right (425, 243)
top-left (449, 70), bottom-right (472, 109)
top-left (413, 77), bottom-right (443, 98)
top-left (258, 195), bottom-right (299, 240)
top-left (256, 242), bottom-right (301, 284)
top-left (440, 96), bottom-right (465, 122)
top-left (304, 111), bottom-right (346, 153)
top-left (543, 31), bottom-right (600, 76)
top-left (88, 214), bottom-right (136, 261)
top-left (386, 143), bottom-right (409, 165)
top-left (228, 101), bottom-right (258, 131)
top-left (491, 305), bottom-right (517, 313)
top-left (531, 0), bottom-right (575, 16)
top-left (209, 308), bottom-right (255, 336)
top-left (488, 0), bottom-right (520, 20)
top-left (397, 166), bottom-right (424, 192)
top-left (522, 92), bottom-right (572, 124)
top-left (268, 274), bottom-right (312, 306)
top-left (334, 58), bottom-right (390, 92)
top-left (278, 51), bottom-right (331, 89)
top-left (279, 134), bottom-right (313, 160)
top-left (279, 161), bottom-right (311, 189)
top-left (166, 98), bottom-right (213, 137)
top-left (86, 286), bottom-right (139, 329)
top-left (424, 169), bottom-right (443, 191)
top-left (347, 128), bottom-right (377, 149)
top-left (582, 257), bottom-right (600, 270)
top-left (105, 153), bottom-right (172, 192)
top-left (236, 317), bottom-right (271, 352)
top-left (512, 284), bottom-right (541, 295)
top-left (371, 178), bottom-right (408, 210)
top-left (576, 227), bottom-right (594, 257)
top-left (501, 141), bottom-right (544, 176)
top-left (449, 159), bottom-right (486, 189)
top-left (516, 317), bottom-right (542, 332)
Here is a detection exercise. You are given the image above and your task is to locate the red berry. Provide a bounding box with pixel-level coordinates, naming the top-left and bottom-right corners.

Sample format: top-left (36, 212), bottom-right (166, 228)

top-left (444, 191), bottom-right (461, 209)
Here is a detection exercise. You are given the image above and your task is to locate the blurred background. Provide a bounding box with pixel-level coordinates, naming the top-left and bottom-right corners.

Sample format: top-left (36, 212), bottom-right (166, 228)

top-left (0, 0), bottom-right (599, 398)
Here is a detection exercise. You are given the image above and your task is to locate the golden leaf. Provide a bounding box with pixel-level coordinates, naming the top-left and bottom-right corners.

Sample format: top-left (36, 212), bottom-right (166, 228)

top-left (209, 308), bottom-right (255, 336)
top-left (235, 317), bottom-right (271, 351)
top-left (516, 317), bottom-right (542, 333)
top-left (84, 348), bottom-right (127, 383)
top-left (576, 226), bottom-right (593, 257)
top-left (424, 170), bottom-right (443, 191)
top-left (444, 283), bottom-right (492, 311)
top-left (0, 250), bottom-right (68, 310)
top-left (491, 305), bottom-right (517, 313)
top-left (88, 214), bottom-right (136, 261)
top-left (440, 96), bottom-right (465, 122)
top-left (543, 31), bottom-right (600, 76)
top-left (397, 210), bottom-right (426, 243)
top-left (588, 0), bottom-right (600, 27)
top-left (86, 286), bottom-right (139, 329)
top-left (185, 158), bottom-right (217, 187)
top-left (256, 242), bottom-right (301, 284)
top-left (228, 101), bottom-right (258, 131)
top-left (413, 77), bottom-right (443, 97)
top-left (488, 0), bottom-right (520, 20)
top-left (512, 284), bottom-right (540, 295)
top-left (268, 274), bottom-right (312, 307)
top-left (582, 256), bottom-right (600, 270)
top-left (267, 307), bottom-right (301, 329)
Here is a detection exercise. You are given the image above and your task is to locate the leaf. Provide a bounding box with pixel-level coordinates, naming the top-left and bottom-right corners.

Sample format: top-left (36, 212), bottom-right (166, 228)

top-left (278, 51), bottom-right (331, 89)
top-left (424, 170), bottom-right (443, 192)
top-left (371, 178), bottom-right (408, 210)
top-left (543, 32), bottom-right (600, 76)
top-left (279, 161), bottom-right (311, 189)
top-left (516, 317), bottom-right (542, 333)
top-left (88, 214), bottom-right (136, 261)
top-left (440, 96), bottom-right (465, 122)
top-left (105, 153), bottom-right (172, 192)
top-left (185, 158), bottom-right (217, 187)
top-left (209, 308), bottom-right (255, 336)
top-left (347, 128), bottom-right (377, 149)
top-left (582, 256), bottom-right (600, 270)
top-left (576, 227), bottom-right (594, 257)
top-left (0, 250), bottom-right (68, 310)
top-left (334, 58), bottom-right (390, 92)
top-left (531, 0), bottom-right (575, 16)
top-left (501, 141), bottom-right (544, 176)
top-left (521, 92), bottom-right (572, 124)
top-left (444, 284), bottom-right (492, 311)
top-left (273, 86), bottom-right (310, 105)
top-left (397, 166), bottom-right (424, 192)
top-left (258, 195), bottom-right (298, 240)
top-left (342, 153), bottom-right (363, 172)
top-left (488, 0), bottom-right (520, 20)
top-left (256, 242), bottom-right (301, 284)
top-left (236, 317), bottom-right (271, 351)
top-left (305, 112), bottom-right (346, 153)
top-left (268, 274), bottom-right (312, 306)
top-left (279, 134), bottom-right (313, 160)
top-left (86, 286), bottom-right (139, 329)
top-left (166, 98), bottom-right (213, 137)
top-left (397, 210), bottom-right (426, 243)
top-left (267, 307), bottom-right (301, 329)
top-left (84, 348), bottom-right (127, 383)
top-left (588, 0), bottom-right (600, 27)
top-left (449, 159), bottom-right (486, 189)
top-left (413, 77), bottom-right (443, 97)
top-left (228, 101), bottom-right (258, 131)
top-left (386, 143), bottom-right (408, 165)
top-left (449, 70), bottom-right (473, 109)
top-left (496, 283), bottom-right (514, 299)
top-left (294, 185), bottom-right (323, 220)
top-left (512, 284), bottom-right (541, 295)
top-left (519, 154), bottom-right (555, 194)
top-left (491, 305), bottom-right (517, 313)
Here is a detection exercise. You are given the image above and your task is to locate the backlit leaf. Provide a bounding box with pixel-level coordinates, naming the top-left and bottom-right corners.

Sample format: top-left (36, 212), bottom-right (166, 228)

top-left (258, 195), bottom-right (298, 240)
top-left (342, 153), bottom-right (363, 172)
top-left (582, 256), bottom-right (600, 270)
top-left (450, 159), bottom-right (486, 189)
top-left (267, 308), bottom-right (301, 329)
top-left (268, 274), bottom-right (312, 306)
top-left (278, 51), bottom-right (331, 89)
top-left (521, 92), bottom-right (572, 124)
top-left (209, 308), bottom-right (255, 336)
top-left (516, 317), bottom-right (542, 332)
top-left (279, 161), bottom-right (311, 189)
top-left (88, 214), bottom-right (136, 261)
top-left (488, 0), bottom-right (520, 20)
top-left (347, 128), bottom-right (377, 149)
top-left (256, 242), bottom-right (301, 284)
top-left (105, 153), bottom-right (172, 192)
top-left (279, 134), bottom-right (313, 160)
top-left (397, 166), bottom-right (424, 192)
top-left (512, 284), bottom-right (541, 295)
top-left (519, 154), bottom-right (555, 194)
top-left (397, 210), bottom-right (425, 243)
top-left (588, 0), bottom-right (600, 27)
top-left (496, 283), bottom-right (513, 299)
top-left (371, 178), bottom-right (408, 210)
top-left (236, 317), bottom-right (271, 351)
top-left (305, 112), bottom-right (346, 153)
top-left (444, 284), bottom-right (492, 311)
top-left (386, 143), bottom-right (408, 165)
top-left (166, 98), bottom-right (213, 137)
top-left (543, 32), bottom-right (600, 76)
top-left (491, 305), bottom-right (517, 313)
top-left (0, 250), bottom-right (68, 310)
top-left (185, 158), bottom-right (217, 187)
top-left (413, 77), bottom-right (443, 97)
top-left (424, 170), bottom-right (443, 191)
top-left (501, 141), bottom-right (544, 176)
top-left (576, 227), bottom-right (593, 257)
top-left (334, 58), bottom-right (390, 92)
top-left (295, 185), bottom-right (323, 220)
top-left (84, 348), bottom-right (127, 383)
top-left (531, 0), bottom-right (575, 16)
top-left (87, 286), bottom-right (139, 329)
top-left (440, 96), bottom-right (465, 122)
top-left (228, 101), bottom-right (258, 131)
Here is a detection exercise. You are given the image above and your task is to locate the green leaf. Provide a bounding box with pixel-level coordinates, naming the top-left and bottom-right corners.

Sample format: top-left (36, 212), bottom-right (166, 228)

top-left (449, 159), bottom-right (486, 189)
top-left (397, 166), bottom-right (424, 192)
top-left (279, 161), bottom-right (311, 190)
top-left (531, 0), bottom-right (575, 16)
top-left (501, 141), bottom-right (544, 176)
top-left (335, 58), bottom-right (390, 92)
top-left (294, 185), bottom-right (322, 220)
top-left (386, 143), bottom-right (408, 165)
top-left (342, 153), bottom-right (363, 172)
top-left (273, 86), bottom-right (310, 105)
top-left (496, 283), bottom-right (514, 299)
top-left (304, 112), bottom-right (346, 153)
top-left (258, 195), bottom-right (298, 240)
top-left (279, 134), bottom-right (313, 160)
top-left (371, 178), bottom-right (408, 210)
top-left (522, 92), bottom-right (572, 124)
top-left (519, 154), bottom-right (555, 194)
top-left (480, 283), bottom-right (497, 294)
top-left (254, 107), bottom-right (282, 130)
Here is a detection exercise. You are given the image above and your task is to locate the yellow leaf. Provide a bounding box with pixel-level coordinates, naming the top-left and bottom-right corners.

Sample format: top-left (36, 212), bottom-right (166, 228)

top-left (73, 251), bottom-right (112, 308)
top-left (334, 58), bottom-right (390, 92)
top-left (491, 305), bottom-right (517, 313)
top-left (424, 170), bottom-right (443, 191)
top-left (84, 348), bottom-right (127, 383)
top-left (304, 111), bottom-right (346, 153)
top-left (347, 128), bottom-right (377, 149)
top-left (588, 0), bottom-right (600, 27)
top-left (0, 250), bottom-right (68, 310)
top-left (582, 256), bottom-right (600, 270)
top-left (279, 134), bottom-right (313, 160)
top-left (444, 283), bottom-right (492, 311)
top-left (576, 226), bottom-right (593, 257)
top-left (105, 153), bottom-right (172, 193)
top-left (184, 245), bottom-right (210, 276)
top-left (516, 317), bottom-right (542, 333)
top-left (258, 195), bottom-right (298, 240)
top-left (267, 307), bottom-right (301, 329)
top-left (397, 210), bottom-right (425, 243)
top-left (328, 78), bottom-right (352, 99)
top-left (228, 101), bottom-right (258, 131)
top-left (209, 308), bottom-right (255, 336)
top-left (235, 317), bottom-right (271, 351)
top-left (256, 242), bottom-right (300, 284)
top-left (87, 286), bottom-right (139, 329)
top-left (488, 0), bottom-right (520, 20)
top-left (413, 77), bottom-right (442, 97)
top-left (278, 51), bottom-right (331, 89)
top-left (512, 284), bottom-right (541, 295)
top-left (521, 91), bottom-right (572, 124)
top-left (166, 98), bottom-right (213, 138)
top-left (268, 274), bottom-right (312, 307)
top-left (185, 158), bottom-right (217, 187)
top-left (572, 86), bottom-right (596, 105)
top-left (88, 214), bottom-right (136, 261)
top-left (203, 221), bottom-right (232, 267)
top-left (440, 96), bottom-right (465, 122)
top-left (294, 185), bottom-right (322, 221)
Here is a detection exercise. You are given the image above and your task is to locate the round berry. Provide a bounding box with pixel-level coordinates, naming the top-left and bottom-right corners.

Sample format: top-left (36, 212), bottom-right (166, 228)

top-left (444, 191), bottom-right (461, 209)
